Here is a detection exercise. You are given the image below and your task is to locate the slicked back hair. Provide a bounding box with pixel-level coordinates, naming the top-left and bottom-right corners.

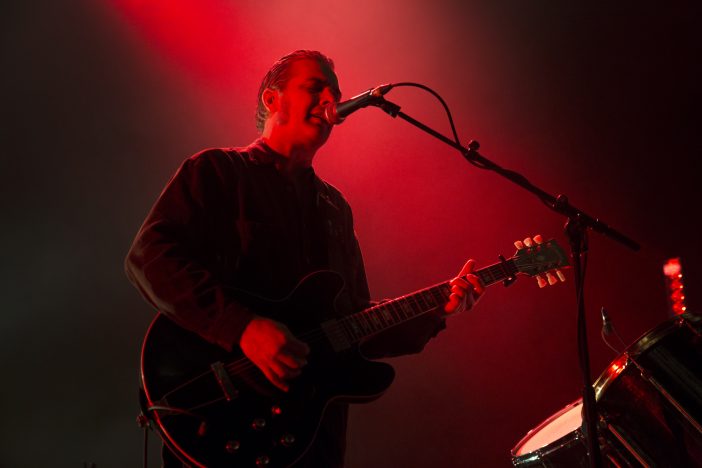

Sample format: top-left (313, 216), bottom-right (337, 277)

top-left (255, 50), bottom-right (337, 133)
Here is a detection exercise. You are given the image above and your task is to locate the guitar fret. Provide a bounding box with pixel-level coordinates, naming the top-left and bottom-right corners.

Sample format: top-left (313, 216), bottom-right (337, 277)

top-left (340, 316), bottom-right (357, 341)
top-left (406, 297), bottom-right (418, 317)
top-left (357, 315), bottom-right (370, 337)
top-left (479, 269), bottom-right (494, 286)
top-left (390, 301), bottom-right (403, 322)
top-left (438, 283), bottom-right (451, 301)
top-left (487, 265), bottom-right (502, 283)
top-left (498, 262), bottom-right (511, 280)
top-left (423, 289), bottom-right (438, 308)
top-left (398, 298), bottom-right (412, 319)
top-left (369, 310), bottom-right (383, 330)
top-left (439, 284), bottom-right (451, 301)
top-left (407, 296), bottom-right (418, 317)
top-left (390, 300), bottom-right (403, 320)
top-left (379, 307), bottom-right (394, 325)
top-left (361, 312), bottom-right (375, 335)
top-left (415, 292), bottom-right (428, 311)
top-left (429, 287), bottom-right (443, 305)
top-left (348, 316), bottom-right (363, 339)
top-left (374, 307), bottom-right (389, 328)
top-left (409, 297), bottom-right (420, 315)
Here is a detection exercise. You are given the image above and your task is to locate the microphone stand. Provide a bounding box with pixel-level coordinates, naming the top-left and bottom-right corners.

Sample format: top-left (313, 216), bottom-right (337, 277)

top-left (374, 98), bottom-right (640, 468)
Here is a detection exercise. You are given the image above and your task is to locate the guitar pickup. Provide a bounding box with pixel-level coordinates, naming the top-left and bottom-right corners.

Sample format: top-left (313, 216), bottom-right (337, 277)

top-left (211, 361), bottom-right (239, 401)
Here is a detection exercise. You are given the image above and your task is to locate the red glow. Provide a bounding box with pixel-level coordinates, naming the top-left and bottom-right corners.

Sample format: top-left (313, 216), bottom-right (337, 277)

top-left (663, 257), bottom-right (687, 316)
top-left (610, 362), bottom-right (624, 376)
top-left (663, 258), bottom-right (681, 277)
top-left (107, 0), bottom-right (255, 89)
top-left (603, 355), bottom-right (628, 384)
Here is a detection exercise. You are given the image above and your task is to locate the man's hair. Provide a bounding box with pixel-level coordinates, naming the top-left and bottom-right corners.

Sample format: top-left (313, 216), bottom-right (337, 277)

top-left (255, 50), bottom-right (337, 133)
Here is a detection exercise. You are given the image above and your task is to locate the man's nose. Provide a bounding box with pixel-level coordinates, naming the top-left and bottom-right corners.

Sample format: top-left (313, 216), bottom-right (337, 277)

top-left (319, 87), bottom-right (335, 107)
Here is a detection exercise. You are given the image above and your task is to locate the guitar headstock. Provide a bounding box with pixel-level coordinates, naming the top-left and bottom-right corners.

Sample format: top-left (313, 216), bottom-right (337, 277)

top-left (512, 237), bottom-right (570, 286)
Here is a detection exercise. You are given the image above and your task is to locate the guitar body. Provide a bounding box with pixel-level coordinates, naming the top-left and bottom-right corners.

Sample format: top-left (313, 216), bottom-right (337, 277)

top-left (140, 240), bottom-right (569, 467)
top-left (141, 271), bottom-right (395, 467)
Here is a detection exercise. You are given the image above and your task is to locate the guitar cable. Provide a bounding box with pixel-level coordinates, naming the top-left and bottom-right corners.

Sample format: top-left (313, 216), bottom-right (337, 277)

top-left (138, 391), bottom-right (209, 468)
top-left (600, 306), bottom-right (627, 354)
top-left (137, 388), bottom-right (151, 468)
top-left (139, 387), bottom-right (208, 467)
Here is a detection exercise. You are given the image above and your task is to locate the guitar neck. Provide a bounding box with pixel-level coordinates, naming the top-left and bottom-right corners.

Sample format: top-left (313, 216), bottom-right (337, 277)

top-left (337, 259), bottom-right (519, 345)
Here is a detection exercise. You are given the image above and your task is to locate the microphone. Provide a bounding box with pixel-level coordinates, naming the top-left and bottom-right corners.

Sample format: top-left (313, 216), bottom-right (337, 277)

top-left (324, 83), bottom-right (394, 125)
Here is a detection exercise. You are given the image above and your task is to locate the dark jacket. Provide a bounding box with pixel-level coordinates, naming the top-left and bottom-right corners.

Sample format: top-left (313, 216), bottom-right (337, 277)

top-left (126, 140), bottom-right (445, 466)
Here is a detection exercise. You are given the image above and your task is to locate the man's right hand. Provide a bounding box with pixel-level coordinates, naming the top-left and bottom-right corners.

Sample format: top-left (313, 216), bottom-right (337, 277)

top-left (239, 316), bottom-right (310, 392)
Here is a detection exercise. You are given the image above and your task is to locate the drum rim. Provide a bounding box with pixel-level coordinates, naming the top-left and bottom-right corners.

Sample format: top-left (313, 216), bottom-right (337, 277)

top-left (593, 312), bottom-right (701, 399)
top-left (511, 398), bottom-right (583, 460)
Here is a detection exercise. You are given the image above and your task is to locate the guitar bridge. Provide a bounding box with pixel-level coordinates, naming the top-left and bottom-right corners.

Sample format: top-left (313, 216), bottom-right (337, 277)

top-left (211, 361), bottom-right (239, 401)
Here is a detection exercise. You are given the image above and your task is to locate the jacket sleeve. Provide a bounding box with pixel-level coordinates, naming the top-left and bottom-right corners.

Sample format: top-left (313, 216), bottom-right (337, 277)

top-left (125, 150), bottom-right (254, 351)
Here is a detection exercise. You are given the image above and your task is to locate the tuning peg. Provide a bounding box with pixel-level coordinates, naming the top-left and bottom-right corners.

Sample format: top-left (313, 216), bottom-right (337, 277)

top-left (514, 240), bottom-right (525, 250)
top-left (533, 234), bottom-right (543, 244)
top-left (523, 237), bottom-right (534, 247)
top-left (546, 272), bottom-right (558, 285)
top-left (555, 269), bottom-right (566, 282)
top-left (536, 275), bottom-right (547, 288)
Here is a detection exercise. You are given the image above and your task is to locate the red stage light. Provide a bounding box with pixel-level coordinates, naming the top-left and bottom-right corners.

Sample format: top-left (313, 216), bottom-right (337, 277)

top-left (663, 257), bottom-right (687, 316)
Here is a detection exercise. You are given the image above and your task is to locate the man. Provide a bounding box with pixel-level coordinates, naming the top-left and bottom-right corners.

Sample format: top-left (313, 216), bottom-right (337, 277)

top-left (126, 50), bottom-right (483, 467)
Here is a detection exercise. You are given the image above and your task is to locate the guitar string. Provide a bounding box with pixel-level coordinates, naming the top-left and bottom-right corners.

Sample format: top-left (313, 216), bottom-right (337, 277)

top-left (222, 303), bottom-right (416, 376)
top-left (221, 289), bottom-right (451, 377)
top-left (159, 314), bottom-right (388, 400)
top-left (221, 258), bottom-right (560, 377)
top-left (163, 261), bottom-right (559, 397)
top-left (220, 283), bottom-right (454, 378)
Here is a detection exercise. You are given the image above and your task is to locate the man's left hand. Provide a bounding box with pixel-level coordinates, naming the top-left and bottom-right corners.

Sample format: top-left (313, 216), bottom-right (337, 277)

top-left (444, 259), bottom-right (485, 315)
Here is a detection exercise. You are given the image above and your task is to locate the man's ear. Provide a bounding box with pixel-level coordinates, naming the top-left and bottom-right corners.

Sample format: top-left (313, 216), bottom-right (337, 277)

top-left (262, 88), bottom-right (279, 114)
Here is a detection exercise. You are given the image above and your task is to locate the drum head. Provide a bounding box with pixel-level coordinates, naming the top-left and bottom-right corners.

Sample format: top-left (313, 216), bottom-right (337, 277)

top-left (512, 399), bottom-right (584, 464)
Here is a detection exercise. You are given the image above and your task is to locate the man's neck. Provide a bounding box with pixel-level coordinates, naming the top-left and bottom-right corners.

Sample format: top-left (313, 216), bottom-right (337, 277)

top-left (262, 137), bottom-right (316, 175)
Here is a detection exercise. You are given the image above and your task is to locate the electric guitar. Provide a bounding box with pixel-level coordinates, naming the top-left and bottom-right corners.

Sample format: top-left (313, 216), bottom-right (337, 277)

top-left (140, 239), bottom-right (569, 467)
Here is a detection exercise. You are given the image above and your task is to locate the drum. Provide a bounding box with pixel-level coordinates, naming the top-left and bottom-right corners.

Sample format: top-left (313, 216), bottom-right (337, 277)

top-left (511, 399), bottom-right (588, 466)
top-left (512, 313), bottom-right (702, 467)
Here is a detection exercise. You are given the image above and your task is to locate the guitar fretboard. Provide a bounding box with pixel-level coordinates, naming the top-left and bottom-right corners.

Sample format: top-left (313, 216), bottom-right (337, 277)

top-left (335, 259), bottom-right (519, 345)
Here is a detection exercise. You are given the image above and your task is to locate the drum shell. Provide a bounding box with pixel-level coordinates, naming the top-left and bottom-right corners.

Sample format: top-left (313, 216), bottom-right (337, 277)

top-left (512, 313), bottom-right (702, 467)
top-left (595, 313), bottom-right (702, 466)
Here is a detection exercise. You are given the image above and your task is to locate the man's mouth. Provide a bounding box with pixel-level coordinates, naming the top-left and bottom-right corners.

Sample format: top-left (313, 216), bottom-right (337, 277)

top-left (308, 113), bottom-right (328, 126)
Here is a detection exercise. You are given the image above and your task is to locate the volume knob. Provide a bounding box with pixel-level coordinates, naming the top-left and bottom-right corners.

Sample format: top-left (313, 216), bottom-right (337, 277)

top-left (252, 418), bottom-right (266, 430)
top-left (280, 433), bottom-right (296, 447)
top-left (225, 440), bottom-right (240, 453)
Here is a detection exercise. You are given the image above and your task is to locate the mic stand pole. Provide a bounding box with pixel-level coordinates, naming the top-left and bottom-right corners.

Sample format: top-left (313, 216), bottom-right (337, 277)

top-left (375, 98), bottom-right (640, 468)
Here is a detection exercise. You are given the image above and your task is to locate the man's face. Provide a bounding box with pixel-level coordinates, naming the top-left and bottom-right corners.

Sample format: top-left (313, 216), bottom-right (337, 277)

top-left (269, 58), bottom-right (341, 151)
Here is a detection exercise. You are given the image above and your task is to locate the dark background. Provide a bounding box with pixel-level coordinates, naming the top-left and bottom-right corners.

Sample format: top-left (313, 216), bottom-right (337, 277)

top-left (2, 1), bottom-right (700, 466)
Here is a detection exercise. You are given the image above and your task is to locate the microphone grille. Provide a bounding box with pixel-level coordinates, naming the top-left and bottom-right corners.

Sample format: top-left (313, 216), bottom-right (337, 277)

top-left (324, 104), bottom-right (344, 125)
